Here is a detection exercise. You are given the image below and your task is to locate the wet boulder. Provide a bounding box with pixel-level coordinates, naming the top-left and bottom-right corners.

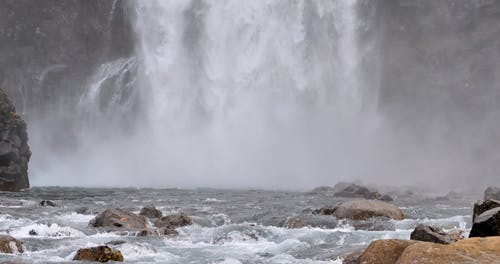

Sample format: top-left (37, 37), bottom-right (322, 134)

top-left (469, 207), bottom-right (500, 237)
top-left (139, 205), bottom-right (162, 219)
top-left (90, 208), bottom-right (147, 230)
top-left (333, 199), bottom-right (404, 220)
top-left (73, 246), bottom-right (123, 262)
top-left (162, 228), bottom-right (179, 236)
top-left (154, 213), bottom-right (192, 228)
top-left (397, 237), bottom-right (500, 264)
top-left (379, 194), bottom-right (393, 202)
top-left (472, 199), bottom-right (500, 222)
top-left (0, 235), bottom-right (23, 253)
top-left (0, 89), bottom-right (30, 192)
top-left (410, 224), bottom-right (460, 244)
top-left (484, 186), bottom-right (500, 200)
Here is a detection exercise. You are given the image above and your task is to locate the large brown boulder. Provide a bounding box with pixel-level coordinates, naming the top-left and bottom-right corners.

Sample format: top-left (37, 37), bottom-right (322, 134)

top-left (0, 89), bottom-right (30, 191)
top-left (333, 200), bottom-right (404, 220)
top-left (0, 235), bottom-right (23, 253)
top-left (484, 186), bottom-right (500, 200)
top-left (410, 224), bottom-right (460, 244)
top-left (397, 237), bottom-right (500, 264)
top-left (359, 239), bottom-right (417, 264)
top-left (73, 246), bottom-right (123, 262)
top-left (469, 207), bottom-right (500, 237)
top-left (90, 208), bottom-right (147, 230)
top-left (154, 213), bottom-right (192, 228)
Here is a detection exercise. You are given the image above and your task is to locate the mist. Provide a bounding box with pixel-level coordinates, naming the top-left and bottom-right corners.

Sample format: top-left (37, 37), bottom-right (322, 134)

top-left (3, 0), bottom-right (499, 191)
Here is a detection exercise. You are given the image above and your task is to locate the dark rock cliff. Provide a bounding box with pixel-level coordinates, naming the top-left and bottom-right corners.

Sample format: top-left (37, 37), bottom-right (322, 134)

top-left (0, 88), bottom-right (30, 191)
top-left (0, 0), bottom-right (134, 116)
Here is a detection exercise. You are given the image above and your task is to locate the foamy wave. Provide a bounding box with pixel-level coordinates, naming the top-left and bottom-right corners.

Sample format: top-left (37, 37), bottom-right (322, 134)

top-left (10, 223), bottom-right (85, 238)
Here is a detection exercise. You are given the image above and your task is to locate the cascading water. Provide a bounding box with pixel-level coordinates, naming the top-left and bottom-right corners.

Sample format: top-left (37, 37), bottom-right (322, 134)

top-left (123, 0), bottom-right (381, 188)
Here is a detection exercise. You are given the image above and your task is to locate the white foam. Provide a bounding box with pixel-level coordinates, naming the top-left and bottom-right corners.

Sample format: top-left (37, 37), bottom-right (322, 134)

top-left (57, 212), bottom-right (95, 223)
top-left (10, 223), bottom-right (85, 238)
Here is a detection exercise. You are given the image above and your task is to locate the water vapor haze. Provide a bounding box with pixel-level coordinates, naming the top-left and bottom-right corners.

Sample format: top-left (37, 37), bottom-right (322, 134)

top-left (11, 0), bottom-right (500, 191)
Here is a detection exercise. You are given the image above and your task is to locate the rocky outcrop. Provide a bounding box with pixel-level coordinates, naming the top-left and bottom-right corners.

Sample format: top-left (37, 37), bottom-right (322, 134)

top-left (397, 237), bottom-right (500, 264)
top-left (0, 88), bottom-right (30, 191)
top-left (469, 207), bottom-right (500, 237)
top-left (472, 199), bottom-right (500, 222)
top-left (333, 200), bottom-right (404, 221)
top-left (410, 224), bottom-right (461, 244)
top-left (73, 246), bottom-right (123, 262)
top-left (154, 213), bottom-right (192, 228)
top-left (0, 235), bottom-right (23, 253)
top-left (485, 187), bottom-right (500, 200)
top-left (139, 205), bottom-right (162, 219)
top-left (90, 208), bottom-right (147, 230)
top-left (356, 237), bottom-right (500, 264)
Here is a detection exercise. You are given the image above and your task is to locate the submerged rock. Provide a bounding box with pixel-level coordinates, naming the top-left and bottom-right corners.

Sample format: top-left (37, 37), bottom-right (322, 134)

top-left (0, 89), bottom-right (30, 192)
top-left (333, 199), bottom-right (404, 220)
top-left (472, 199), bottom-right (500, 222)
top-left (162, 228), bottom-right (179, 236)
top-left (154, 213), bottom-right (192, 228)
top-left (39, 200), bottom-right (56, 207)
top-left (89, 208), bottom-right (147, 230)
top-left (410, 224), bottom-right (460, 244)
top-left (73, 246), bottom-right (123, 262)
top-left (0, 235), bottom-right (23, 253)
top-left (139, 205), bottom-right (162, 219)
top-left (469, 207), bottom-right (500, 237)
top-left (75, 206), bottom-right (89, 214)
top-left (484, 186), bottom-right (500, 200)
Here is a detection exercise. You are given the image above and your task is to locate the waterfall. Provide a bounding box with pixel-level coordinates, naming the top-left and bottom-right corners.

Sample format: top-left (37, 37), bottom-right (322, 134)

top-left (118, 0), bottom-right (380, 188)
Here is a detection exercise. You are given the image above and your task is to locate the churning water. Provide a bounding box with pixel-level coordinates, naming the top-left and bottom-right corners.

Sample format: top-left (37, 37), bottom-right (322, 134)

top-left (0, 187), bottom-right (473, 263)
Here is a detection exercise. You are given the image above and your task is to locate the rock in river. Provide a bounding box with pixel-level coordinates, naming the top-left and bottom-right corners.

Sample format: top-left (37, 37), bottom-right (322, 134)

top-left (0, 235), bottom-right (23, 253)
top-left (333, 199), bottom-right (404, 220)
top-left (73, 246), bottom-right (123, 262)
top-left (410, 224), bottom-right (461, 244)
top-left (139, 205), bottom-right (162, 219)
top-left (90, 208), bottom-right (147, 230)
top-left (154, 213), bottom-right (192, 228)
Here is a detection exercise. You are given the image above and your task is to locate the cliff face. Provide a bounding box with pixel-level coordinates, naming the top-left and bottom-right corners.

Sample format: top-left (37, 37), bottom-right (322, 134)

top-left (0, 89), bottom-right (30, 191)
top-left (0, 0), bottom-right (134, 115)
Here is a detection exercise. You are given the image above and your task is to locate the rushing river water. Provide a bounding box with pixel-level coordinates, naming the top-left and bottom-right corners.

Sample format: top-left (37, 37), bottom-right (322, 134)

top-left (0, 187), bottom-right (474, 263)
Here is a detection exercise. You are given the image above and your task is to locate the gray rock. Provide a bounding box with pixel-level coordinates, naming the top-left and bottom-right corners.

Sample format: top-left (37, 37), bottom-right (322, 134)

top-left (333, 199), bottom-right (404, 220)
top-left (90, 208), bottom-right (147, 230)
top-left (0, 89), bottom-right (30, 191)
top-left (410, 224), bottom-right (460, 244)
top-left (472, 199), bottom-right (500, 222)
top-left (469, 207), bottom-right (500, 237)
top-left (154, 213), bottom-right (192, 228)
top-left (139, 205), bottom-right (162, 219)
